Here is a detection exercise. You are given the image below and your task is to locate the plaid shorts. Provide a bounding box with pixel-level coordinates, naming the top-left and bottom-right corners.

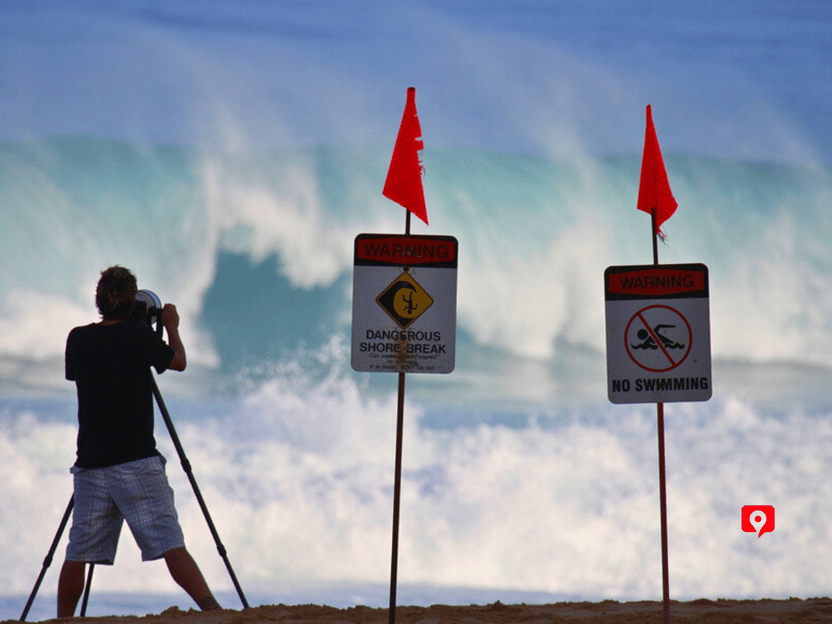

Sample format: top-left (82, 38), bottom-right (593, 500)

top-left (66, 455), bottom-right (185, 564)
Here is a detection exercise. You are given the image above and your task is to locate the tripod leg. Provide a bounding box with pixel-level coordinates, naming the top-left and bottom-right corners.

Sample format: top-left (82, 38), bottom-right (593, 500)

top-left (79, 564), bottom-right (95, 616)
top-left (151, 375), bottom-right (250, 609)
top-left (20, 495), bottom-right (74, 622)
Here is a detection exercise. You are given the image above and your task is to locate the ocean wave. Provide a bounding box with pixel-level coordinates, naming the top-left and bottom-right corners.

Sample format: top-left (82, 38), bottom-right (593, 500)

top-left (3, 137), bottom-right (832, 374)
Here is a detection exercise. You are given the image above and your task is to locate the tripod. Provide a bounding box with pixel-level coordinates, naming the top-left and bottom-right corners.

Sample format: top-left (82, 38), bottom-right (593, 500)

top-left (20, 373), bottom-right (249, 621)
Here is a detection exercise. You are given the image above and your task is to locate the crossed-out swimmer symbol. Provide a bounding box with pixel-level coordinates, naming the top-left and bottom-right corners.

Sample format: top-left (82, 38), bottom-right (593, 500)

top-left (624, 305), bottom-right (692, 373)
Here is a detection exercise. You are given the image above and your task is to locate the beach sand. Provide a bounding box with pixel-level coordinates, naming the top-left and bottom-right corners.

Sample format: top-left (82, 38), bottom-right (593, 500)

top-left (7, 598), bottom-right (832, 624)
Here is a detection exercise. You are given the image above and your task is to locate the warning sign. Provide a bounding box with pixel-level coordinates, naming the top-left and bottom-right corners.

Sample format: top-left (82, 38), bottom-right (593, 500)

top-left (352, 234), bottom-right (457, 374)
top-left (605, 264), bottom-right (711, 404)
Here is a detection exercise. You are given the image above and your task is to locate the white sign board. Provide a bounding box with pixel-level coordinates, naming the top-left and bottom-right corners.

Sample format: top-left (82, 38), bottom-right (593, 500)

top-left (352, 234), bottom-right (457, 374)
top-left (605, 263), bottom-right (712, 404)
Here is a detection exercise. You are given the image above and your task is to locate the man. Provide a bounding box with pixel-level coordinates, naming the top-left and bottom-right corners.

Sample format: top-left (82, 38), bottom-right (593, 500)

top-left (58, 266), bottom-right (220, 617)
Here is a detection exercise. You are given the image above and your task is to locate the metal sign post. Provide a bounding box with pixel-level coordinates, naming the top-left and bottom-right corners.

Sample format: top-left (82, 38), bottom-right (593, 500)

top-left (351, 228), bottom-right (457, 624)
top-left (605, 261), bottom-right (711, 624)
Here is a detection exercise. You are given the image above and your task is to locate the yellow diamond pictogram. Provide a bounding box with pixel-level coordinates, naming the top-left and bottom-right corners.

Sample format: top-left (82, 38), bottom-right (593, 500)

top-left (376, 271), bottom-right (433, 329)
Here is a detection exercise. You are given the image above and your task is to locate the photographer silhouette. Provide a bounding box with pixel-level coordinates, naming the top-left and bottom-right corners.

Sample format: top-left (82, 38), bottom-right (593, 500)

top-left (57, 266), bottom-right (219, 617)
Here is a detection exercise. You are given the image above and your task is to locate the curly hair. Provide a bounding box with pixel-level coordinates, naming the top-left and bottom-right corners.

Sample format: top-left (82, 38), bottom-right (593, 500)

top-left (96, 266), bottom-right (138, 320)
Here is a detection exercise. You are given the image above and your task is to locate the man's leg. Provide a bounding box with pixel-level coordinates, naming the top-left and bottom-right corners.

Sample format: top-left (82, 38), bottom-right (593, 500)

top-left (163, 547), bottom-right (220, 611)
top-left (57, 560), bottom-right (86, 618)
top-left (63, 466), bottom-right (123, 618)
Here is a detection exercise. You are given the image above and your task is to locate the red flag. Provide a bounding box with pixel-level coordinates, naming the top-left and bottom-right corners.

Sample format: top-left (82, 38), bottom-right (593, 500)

top-left (637, 104), bottom-right (677, 239)
top-left (383, 87), bottom-right (428, 225)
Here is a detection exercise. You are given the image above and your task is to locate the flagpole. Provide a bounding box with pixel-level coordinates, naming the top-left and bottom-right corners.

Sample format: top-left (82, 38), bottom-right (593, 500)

top-left (657, 401), bottom-right (670, 624)
top-left (383, 87), bottom-right (426, 624)
top-left (389, 369), bottom-right (405, 624)
top-left (637, 105), bottom-right (675, 624)
top-left (388, 207), bottom-right (412, 624)
top-left (651, 207), bottom-right (671, 624)
top-left (651, 208), bottom-right (660, 266)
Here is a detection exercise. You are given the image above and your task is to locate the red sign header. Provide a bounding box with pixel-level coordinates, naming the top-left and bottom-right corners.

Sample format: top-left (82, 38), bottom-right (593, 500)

top-left (605, 264), bottom-right (708, 300)
top-left (354, 234), bottom-right (458, 268)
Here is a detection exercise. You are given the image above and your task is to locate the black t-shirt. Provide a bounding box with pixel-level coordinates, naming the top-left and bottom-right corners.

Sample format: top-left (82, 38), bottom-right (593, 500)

top-left (65, 321), bottom-right (175, 469)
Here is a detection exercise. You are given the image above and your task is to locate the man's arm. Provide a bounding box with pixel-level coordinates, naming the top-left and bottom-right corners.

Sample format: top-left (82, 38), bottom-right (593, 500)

top-left (162, 303), bottom-right (187, 371)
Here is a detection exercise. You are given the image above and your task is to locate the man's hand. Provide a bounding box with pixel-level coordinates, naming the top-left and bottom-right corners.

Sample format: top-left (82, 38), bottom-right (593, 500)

top-left (162, 304), bottom-right (187, 371)
top-left (162, 303), bottom-right (180, 330)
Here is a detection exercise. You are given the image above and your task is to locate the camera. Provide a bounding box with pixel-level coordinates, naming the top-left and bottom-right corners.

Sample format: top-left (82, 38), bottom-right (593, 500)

top-left (132, 289), bottom-right (164, 336)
